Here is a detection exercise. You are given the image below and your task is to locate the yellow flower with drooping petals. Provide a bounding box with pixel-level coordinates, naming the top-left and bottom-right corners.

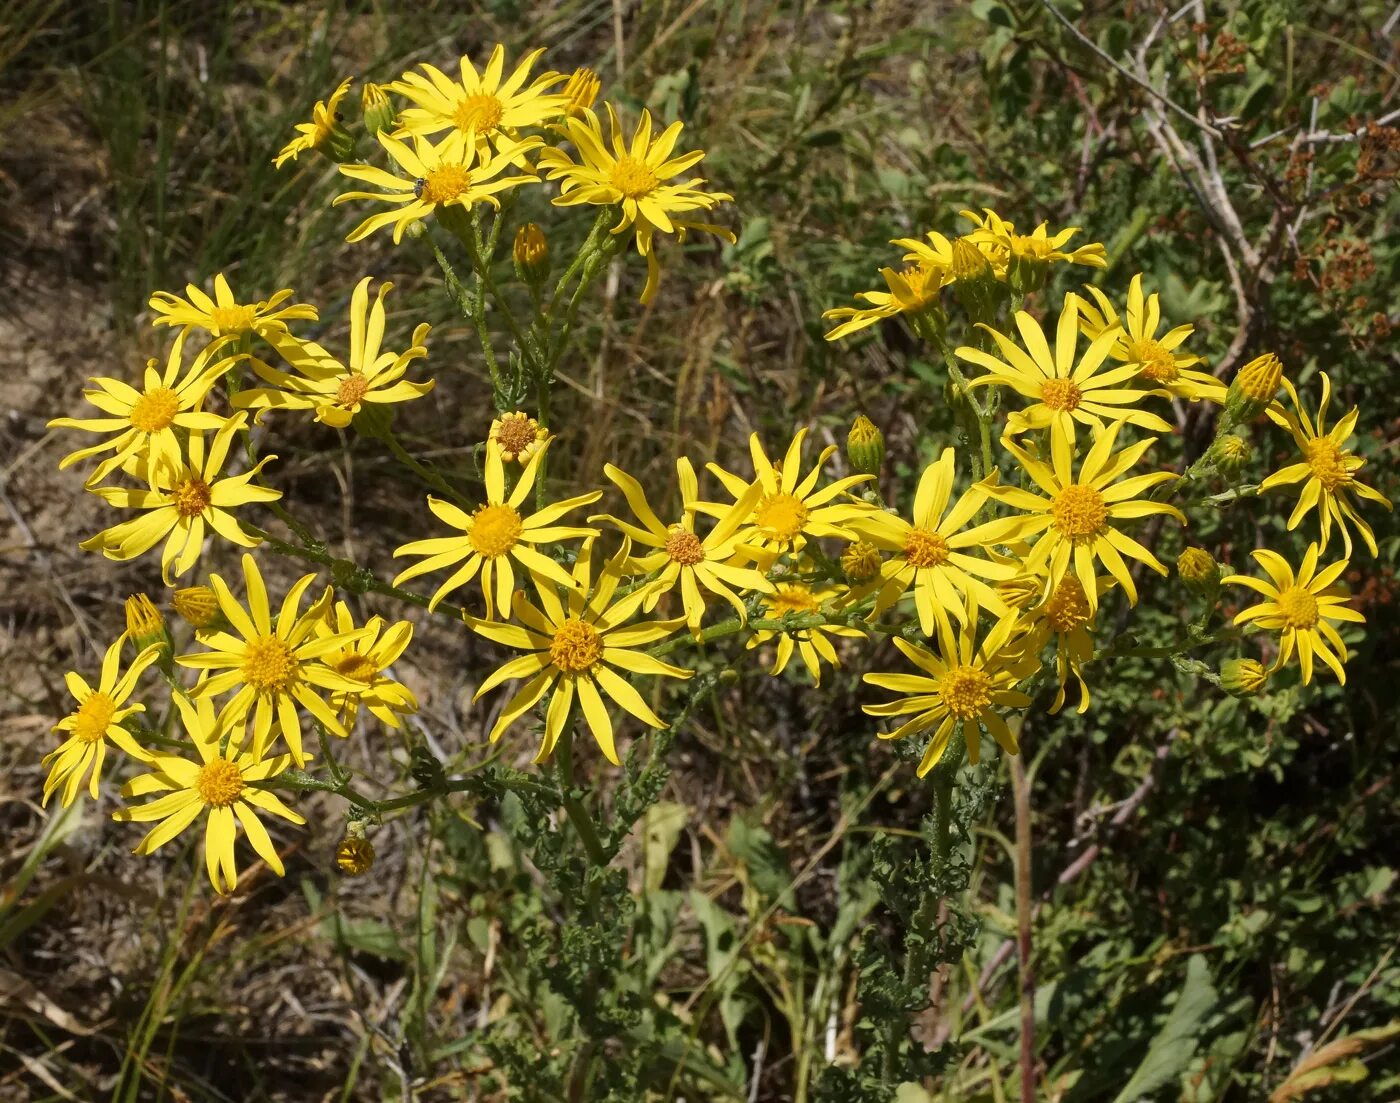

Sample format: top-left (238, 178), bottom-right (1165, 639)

top-left (822, 259), bottom-right (952, 341)
top-left (1260, 373), bottom-right (1391, 557)
top-left (1222, 544), bottom-right (1363, 683)
top-left (746, 579), bottom-right (865, 686)
top-left (273, 76), bottom-right (354, 168)
top-left (959, 208), bottom-right (1107, 282)
top-left (956, 296), bottom-right (1173, 443)
top-left (981, 422), bottom-right (1185, 611)
top-left (80, 413), bottom-right (281, 583)
top-left (392, 442), bottom-right (599, 618)
top-left (539, 104), bottom-right (734, 303)
top-left (114, 693), bottom-right (303, 894)
top-left (234, 277), bottom-right (433, 429)
top-left (149, 273), bottom-right (318, 339)
top-left (468, 540), bottom-right (691, 764)
top-left (42, 633), bottom-right (162, 807)
top-left (315, 602), bottom-right (418, 729)
top-left (1015, 574), bottom-right (1114, 715)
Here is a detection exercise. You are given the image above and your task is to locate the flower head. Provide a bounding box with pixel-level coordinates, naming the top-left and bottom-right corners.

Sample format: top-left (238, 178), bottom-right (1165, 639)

top-left (1015, 574), bottom-right (1112, 715)
top-left (149, 274), bottom-right (318, 339)
top-left (489, 410), bottom-right (549, 464)
top-left (746, 579), bottom-right (865, 686)
top-left (822, 260), bottom-right (950, 342)
top-left (959, 208), bottom-right (1106, 291)
top-left (274, 76), bottom-right (354, 168)
top-left (315, 602), bottom-right (418, 729)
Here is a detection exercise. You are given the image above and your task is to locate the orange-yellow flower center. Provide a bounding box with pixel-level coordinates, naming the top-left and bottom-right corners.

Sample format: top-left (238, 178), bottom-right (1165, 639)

top-left (453, 93), bottom-right (504, 134)
top-left (1051, 484), bottom-right (1107, 539)
top-left (491, 412), bottom-right (541, 460)
top-left (73, 692), bottom-right (116, 743)
top-left (209, 304), bottom-right (258, 333)
top-left (196, 758), bottom-right (245, 806)
top-left (242, 634), bottom-right (299, 692)
top-left (336, 373), bottom-right (371, 409)
top-left (468, 503), bottom-right (523, 557)
top-left (610, 155), bottom-right (658, 199)
top-left (421, 164), bottom-right (473, 205)
top-left (1041, 378), bottom-right (1083, 412)
top-left (938, 664), bottom-right (992, 719)
top-left (172, 476), bottom-right (212, 518)
top-left (1044, 578), bottom-right (1091, 633)
top-left (550, 618), bottom-right (603, 673)
top-left (129, 387), bottom-right (180, 432)
top-left (842, 540), bottom-right (882, 582)
top-left (1276, 585), bottom-right (1319, 629)
top-left (904, 528), bottom-right (951, 569)
top-left (333, 650), bottom-right (379, 683)
top-left (1305, 438), bottom-right (1350, 490)
top-left (664, 528), bottom-right (706, 566)
top-left (1128, 339), bottom-right (1180, 383)
top-left (769, 585), bottom-right (821, 617)
top-left (754, 492), bottom-right (808, 543)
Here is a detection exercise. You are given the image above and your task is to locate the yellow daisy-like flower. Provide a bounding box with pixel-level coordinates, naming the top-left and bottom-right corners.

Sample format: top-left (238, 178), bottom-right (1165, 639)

top-left (273, 76), bottom-right (354, 168)
top-left (1222, 544), bottom-right (1363, 683)
top-left (704, 429), bottom-right (873, 564)
top-left (489, 410), bottom-right (550, 464)
top-left (847, 447), bottom-right (1019, 635)
top-left (176, 554), bottom-right (369, 764)
top-left (558, 66), bottom-right (601, 117)
top-left (592, 458), bottom-right (771, 634)
top-left (335, 130), bottom-right (543, 244)
top-left (862, 605), bottom-right (1033, 775)
top-left (315, 603), bottom-right (418, 729)
top-left (981, 422), bottom-right (1185, 611)
top-left (48, 330), bottom-right (240, 487)
top-left (389, 46), bottom-right (567, 151)
top-left (821, 260), bottom-right (952, 341)
top-left (80, 414), bottom-right (281, 583)
top-left (1078, 274), bottom-right (1225, 403)
top-left (539, 104), bottom-right (735, 303)
top-left (956, 297), bottom-right (1173, 443)
top-left (746, 580), bottom-right (865, 687)
top-left (114, 693), bottom-right (304, 894)
top-left (1015, 574), bottom-right (1113, 715)
top-left (1260, 373), bottom-right (1391, 557)
top-left (468, 539), bottom-right (691, 764)
top-left (393, 442), bottom-right (599, 617)
top-left (959, 207), bottom-right (1108, 279)
top-left (234, 277), bottom-right (433, 429)
top-left (42, 633), bottom-right (162, 807)
top-left (149, 273), bottom-right (318, 339)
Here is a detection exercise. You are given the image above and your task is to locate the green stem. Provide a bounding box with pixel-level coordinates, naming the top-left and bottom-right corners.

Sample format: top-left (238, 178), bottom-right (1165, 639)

top-left (556, 723), bottom-right (608, 866)
top-left (379, 426), bottom-right (471, 505)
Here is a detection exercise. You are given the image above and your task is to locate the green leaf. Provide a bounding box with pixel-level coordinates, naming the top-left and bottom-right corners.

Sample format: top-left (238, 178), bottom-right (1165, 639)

top-left (1113, 954), bottom-right (1218, 1102)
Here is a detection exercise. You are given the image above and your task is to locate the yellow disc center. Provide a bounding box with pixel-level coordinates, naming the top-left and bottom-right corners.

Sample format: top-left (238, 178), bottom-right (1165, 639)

top-left (196, 758), bottom-right (245, 807)
top-left (610, 155), bottom-right (658, 199)
top-left (938, 665), bottom-right (992, 719)
top-left (1041, 377), bottom-right (1083, 411)
top-left (468, 503), bottom-right (523, 558)
top-left (550, 618), bottom-right (603, 674)
top-left (242, 634), bottom-right (299, 692)
top-left (421, 164), bottom-right (473, 204)
top-left (1305, 438), bottom-right (1350, 490)
top-left (1044, 577), bottom-right (1091, 633)
top-left (333, 651), bottom-right (379, 683)
top-left (1128, 339), bottom-right (1180, 383)
top-left (754, 492), bottom-right (808, 543)
top-left (1276, 584), bottom-right (1319, 629)
top-left (453, 93), bottom-right (504, 134)
top-left (129, 387), bottom-right (180, 432)
top-left (769, 584), bottom-right (820, 617)
top-left (209, 304), bottom-right (257, 333)
top-left (336, 374), bottom-right (370, 408)
top-left (493, 413), bottom-right (540, 458)
top-left (664, 528), bottom-right (706, 566)
top-left (1051, 484), bottom-right (1107, 539)
top-left (842, 540), bottom-right (881, 582)
top-left (172, 476), bottom-right (212, 519)
top-left (73, 692), bottom-right (117, 743)
top-left (904, 528), bottom-right (951, 569)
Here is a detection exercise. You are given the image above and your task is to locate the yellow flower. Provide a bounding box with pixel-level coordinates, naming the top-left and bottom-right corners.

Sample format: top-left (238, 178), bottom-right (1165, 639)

top-left (959, 208), bottom-right (1107, 281)
top-left (847, 448), bottom-right (1019, 635)
top-left (124, 593), bottom-right (168, 652)
top-left (592, 459), bottom-right (771, 634)
top-left (234, 277), bottom-right (433, 429)
top-left (468, 540), bottom-right (691, 764)
top-left (1260, 372), bottom-right (1391, 557)
top-left (393, 442), bottom-right (599, 617)
top-left (42, 633), bottom-right (162, 807)
top-left (956, 297), bottom-right (1173, 443)
top-left (335, 130), bottom-right (543, 244)
top-left (746, 580), bottom-right (865, 686)
top-left (1016, 574), bottom-right (1111, 715)
top-left (539, 104), bottom-right (734, 303)
top-left (1078, 274), bottom-right (1224, 403)
top-left (273, 76), bottom-right (354, 168)
top-left (315, 602), bottom-right (418, 729)
top-left (981, 422), bottom-right (1185, 611)
top-left (489, 410), bottom-right (549, 464)
top-left (149, 273), bottom-right (318, 338)
top-left (559, 66), bottom-right (601, 116)
top-left (822, 261), bottom-right (951, 341)
top-left (114, 693), bottom-right (304, 894)
top-left (172, 585), bottom-right (222, 631)
top-left (704, 429), bottom-right (873, 563)
top-left (176, 554), bottom-right (369, 764)
top-left (1222, 544), bottom-right (1362, 683)
top-left (389, 45), bottom-right (567, 151)
top-left (862, 605), bottom-right (1032, 774)
top-left (48, 331), bottom-right (240, 486)
top-left (81, 413), bottom-right (281, 584)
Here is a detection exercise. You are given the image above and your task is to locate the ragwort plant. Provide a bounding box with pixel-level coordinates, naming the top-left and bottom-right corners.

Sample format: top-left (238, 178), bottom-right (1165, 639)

top-left (41, 39), bottom-right (1393, 1100)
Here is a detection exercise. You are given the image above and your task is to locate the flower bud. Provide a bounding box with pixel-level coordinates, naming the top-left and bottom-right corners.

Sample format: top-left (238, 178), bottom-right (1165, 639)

top-left (846, 415), bottom-right (885, 477)
top-left (1176, 547), bottom-right (1218, 591)
top-left (513, 223), bottom-right (550, 285)
top-left (841, 540), bottom-right (882, 584)
top-left (125, 593), bottom-right (168, 654)
top-left (563, 67), bottom-right (601, 116)
top-left (361, 81), bottom-right (395, 136)
top-left (1210, 433), bottom-right (1252, 478)
top-left (335, 835), bottom-right (375, 876)
top-left (1225, 353), bottom-right (1283, 423)
top-left (952, 237), bottom-right (1007, 322)
top-left (1006, 239), bottom-right (1049, 295)
top-left (1220, 657), bottom-right (1267, 698)
top-left (172, 586), bottom-right (221, 630)
top-left (997, 573), bottom-right (1042, 611)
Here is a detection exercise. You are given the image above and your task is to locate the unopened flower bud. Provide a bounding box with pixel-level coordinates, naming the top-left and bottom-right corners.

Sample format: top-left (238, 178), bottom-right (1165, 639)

top-left (847, 415), bottom-right (885, 477)
top-left (335, 835), bottom-right (375, 876)
top-left (172, 586), bottom-right (221, 630)
top-left (841, 540), bottom-right (882, 583)
top-left (951, 237), bottom-right (991, 281)
top-left (1176, 547), bottom-right (1218, 591)
top-left (1220, 657), bottom-right (1267, 698)
top-left (997, 573), bottom-right (1042, 611)
top-left (952, 237), bottom-right (1007, 321)
top-left (125, 593), bottom-right (168, 653)
top-left (513, 223), bottom-right (550, 284)
top-left (563, 67), bottom-right (601, 116)
top-left (1007, 239), bottom-right (1049, 295)
top-left (361, 81), bottom-right (395, 136)
top-left (1225, 353), bottom-right (1283, 423)
top-left (1210, 433), bottom-right (1252, 478)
